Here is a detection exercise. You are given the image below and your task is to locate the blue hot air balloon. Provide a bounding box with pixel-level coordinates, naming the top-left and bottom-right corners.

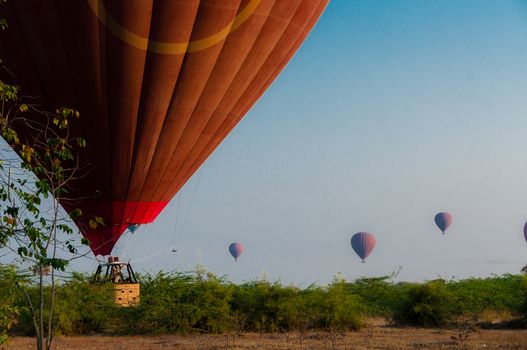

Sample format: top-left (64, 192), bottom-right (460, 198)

top-left (229, 243), bottom-right (244, 262)
top-left (434, 212), bottom-right (452, 234)
top-left (351, 232), bottom-right (376, 263)
top-left (128, 224), bottom-right (141, 234)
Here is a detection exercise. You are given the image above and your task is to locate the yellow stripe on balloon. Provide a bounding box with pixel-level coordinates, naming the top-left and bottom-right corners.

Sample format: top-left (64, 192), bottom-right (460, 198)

top-left (87, 0), bottom-right (262, 55)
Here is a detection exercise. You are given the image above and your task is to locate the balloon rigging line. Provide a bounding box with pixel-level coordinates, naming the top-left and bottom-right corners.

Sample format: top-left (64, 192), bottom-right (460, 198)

top-left (122, 222), bottom-right (152, 260)
top-left (172, 192), bottom-right (182, 248)
top-left (173, 165), bottom-right (205, 249)
top-left (129, 246), bottom-right (175, 264)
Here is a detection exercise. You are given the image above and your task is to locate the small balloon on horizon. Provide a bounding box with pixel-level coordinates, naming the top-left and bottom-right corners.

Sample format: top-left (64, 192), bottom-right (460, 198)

top-left (350, 232), bottom-right (376, 263)
top-left (229, 242), bottom-right (244, 262)
top-left (127, 224), bottom-right (141, 234)
top-left (434, 212), bottom-right (452, 234)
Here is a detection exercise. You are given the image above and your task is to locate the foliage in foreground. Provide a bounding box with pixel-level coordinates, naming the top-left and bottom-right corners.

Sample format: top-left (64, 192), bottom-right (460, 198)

top-left (1, 268), bottom-right (527, 337)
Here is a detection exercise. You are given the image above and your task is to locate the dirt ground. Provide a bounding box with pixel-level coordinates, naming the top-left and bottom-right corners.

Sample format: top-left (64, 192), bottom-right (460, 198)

top-left (5, 327), bottom-right (527, 350)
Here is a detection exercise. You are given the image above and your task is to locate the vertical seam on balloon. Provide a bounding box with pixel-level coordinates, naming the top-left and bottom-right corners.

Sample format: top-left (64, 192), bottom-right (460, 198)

top-left (83, 0), bottom-right (112, 209)
top-left (231, 0), bottom-right (329, 136)
top-left (10, 2), bottom-right (53, 123)
top-left (209, 0), bottom-right (329, 176)
top-left (126, 2), bottom-right (201, 225)
top-left (129, 0), bottom-right (204, 221)
top-left (163, 0), bottom-right (302, 198)
top-left (233, 1), bottom-right (327, 119)
top-left (146, 1), bottom-right (244, 203)
top-left (129, 0), bottom-right (205, 219)
top-left (138, 0), bottom-right (243, 209)
top-left (78, 0), bottom-right (112, 206)
top-left (54, 0), bottom-right (82, 142)
top-left (108, 2), bottom-right (154, 228)
top-left (150, 0), bottom-right (277, 202)
top-left (124, 0), bottom-right (157, 225)
top-left (54, 1), bottom-right (79, 107)
top-left (167, 0), bottom-right (315, 195)
top-left (101, 0), bottom-right (113, 238)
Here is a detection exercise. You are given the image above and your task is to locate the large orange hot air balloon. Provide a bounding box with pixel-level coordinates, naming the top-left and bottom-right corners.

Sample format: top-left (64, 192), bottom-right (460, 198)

top-left (0, 0), bottom-right (328, 256)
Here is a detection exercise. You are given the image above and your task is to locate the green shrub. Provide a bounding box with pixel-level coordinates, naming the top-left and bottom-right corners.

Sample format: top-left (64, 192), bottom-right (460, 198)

top-left (54, 274), bottom-right (115, 335)
top-left (348, 275), bottom-right (404, 318)
top-left (134, 270), bottom-right (234, 334)
top-left (322, 278), bottom-right (364, 331)
top-left (15, 273), bottom-right (115, 336)
top-left (447, 274), bottom-right (525, 318)
top-left (0, 265), bottom-right (24, 344)
top-left (394, 280), bottom-right (459, 327)
top-left (231, 280), bottom-right (283, 332)
top-left (3, 268), bottom-right (527, 335)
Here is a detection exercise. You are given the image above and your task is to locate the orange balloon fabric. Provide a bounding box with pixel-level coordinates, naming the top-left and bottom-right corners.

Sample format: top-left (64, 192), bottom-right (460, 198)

top-left (0, 0), bottom-right (328, 255)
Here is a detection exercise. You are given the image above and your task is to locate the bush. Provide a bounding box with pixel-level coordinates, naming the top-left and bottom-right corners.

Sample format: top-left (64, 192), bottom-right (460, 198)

top-left (322, 278), bottom-right (364, 331)
top-left (393, 280), bottom-right (459, 327)
top-left (447, 275), bottom-right (525, 319)
top-left (348, 275), bottom-right (404, 318)
top-left (230, 280), bottom-right (278, 333)
top-left (15, 273), bottom-right (115, 336)
top-left (133, 269), bottom-right (234, 334)
top-left (0, 265), bottom-right (24, 344)
top-left (54, 274), bottom-right (115, 335)
top-left (3, 269), bottom-right (527, 335)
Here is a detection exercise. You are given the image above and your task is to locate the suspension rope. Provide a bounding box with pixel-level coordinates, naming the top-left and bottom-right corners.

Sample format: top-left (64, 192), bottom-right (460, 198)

top-left (173, 165), bottom-right (205, 250)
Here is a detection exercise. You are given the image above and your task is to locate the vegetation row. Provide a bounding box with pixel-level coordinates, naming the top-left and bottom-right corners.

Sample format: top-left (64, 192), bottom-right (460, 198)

top-left (1, 265), bottom-right (527, 339)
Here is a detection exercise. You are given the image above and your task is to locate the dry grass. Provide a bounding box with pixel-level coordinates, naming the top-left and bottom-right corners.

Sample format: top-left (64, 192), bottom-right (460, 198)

top-left (4, 327), bottom-right (527, 350)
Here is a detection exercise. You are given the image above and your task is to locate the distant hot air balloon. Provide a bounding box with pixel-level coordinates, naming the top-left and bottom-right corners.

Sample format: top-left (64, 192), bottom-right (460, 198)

top-left (127, 224), bottom-right (141, 234)
top-left (434, 212), bottom-right (452, 234)
top-left (0, 0), bottom-right (329, 256)
top-left (229, 242), bottom-right (244, 262)
top-left (350, 232), bottom-right (376, 263)
top-left (523, 221), bottom-right (527, 243)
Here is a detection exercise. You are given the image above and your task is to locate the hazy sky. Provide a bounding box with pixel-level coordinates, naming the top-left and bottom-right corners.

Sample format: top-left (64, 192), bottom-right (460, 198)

top-left (67, 0), bottom-right (527, 284)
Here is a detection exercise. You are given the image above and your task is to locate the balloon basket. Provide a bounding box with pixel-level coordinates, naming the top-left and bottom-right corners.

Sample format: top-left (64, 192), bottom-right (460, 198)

top-left (92, 256), bottom-right (140, 307)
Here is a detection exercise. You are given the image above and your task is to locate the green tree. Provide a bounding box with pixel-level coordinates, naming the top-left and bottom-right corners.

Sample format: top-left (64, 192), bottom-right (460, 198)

top-left (0, 75), bottom-right (91, 349)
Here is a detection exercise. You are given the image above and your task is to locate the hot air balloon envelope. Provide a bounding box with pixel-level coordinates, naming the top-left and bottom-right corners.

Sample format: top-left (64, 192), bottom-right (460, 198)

top-left (434, 212), bottom-right (452, 234)
top-left (128, 224), bottom-right (141, 234)
top-left (229, 242), bottom-right (244, 261)
top-left (0, 0), bottom-right (329, 256)
top-left (350, 232), bottom-right (376, 263)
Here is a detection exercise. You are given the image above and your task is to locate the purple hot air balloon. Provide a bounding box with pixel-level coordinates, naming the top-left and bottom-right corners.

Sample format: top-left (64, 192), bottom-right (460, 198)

top-left (351, 232), bottom-right (376, 263)
top-left (229, 243), bottom-right (244, 262)
top-left (434, 212), bottom-right (452, 234)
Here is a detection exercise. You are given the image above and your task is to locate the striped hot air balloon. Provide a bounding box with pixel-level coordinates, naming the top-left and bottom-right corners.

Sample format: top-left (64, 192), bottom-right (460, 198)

top-left (0, 0), bottom-right (329, 255)
top-left (434, 212), bottom-right (452, 234)
top-left (229, 242), bottom-right (244, 261)
top-left (351, 232), bottom-right (376, 263)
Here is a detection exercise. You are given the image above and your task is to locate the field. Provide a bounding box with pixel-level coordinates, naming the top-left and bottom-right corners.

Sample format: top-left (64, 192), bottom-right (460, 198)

top-left (5, 327), bottom-right (527, 350)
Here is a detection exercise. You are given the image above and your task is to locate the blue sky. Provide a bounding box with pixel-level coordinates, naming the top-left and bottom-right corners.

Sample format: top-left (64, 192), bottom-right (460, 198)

top-left (74, 0), bottom-right (527, 284)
